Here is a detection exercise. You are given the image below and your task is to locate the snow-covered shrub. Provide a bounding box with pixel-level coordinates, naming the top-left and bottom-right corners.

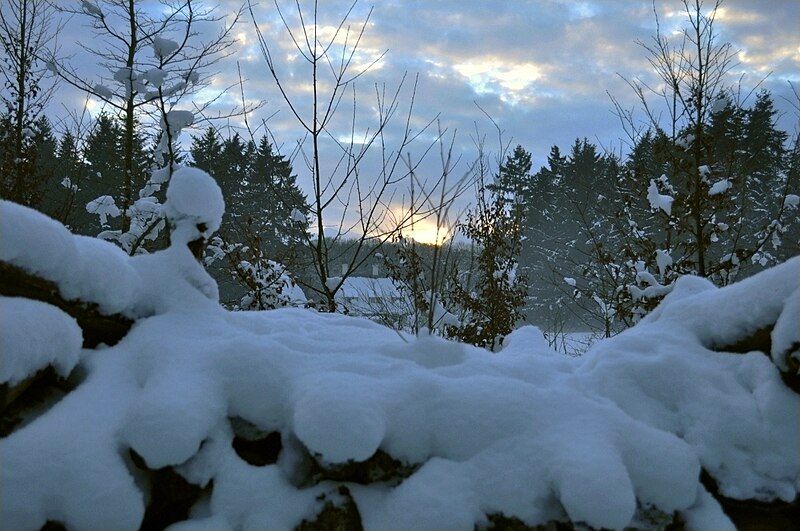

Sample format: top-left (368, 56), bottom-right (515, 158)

top-left (205, 236), bottom-right (306, 311)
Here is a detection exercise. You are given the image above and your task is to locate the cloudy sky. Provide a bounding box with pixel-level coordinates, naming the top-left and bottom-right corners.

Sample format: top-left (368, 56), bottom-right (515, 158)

top-left (43, 0), bottom-right (800, 240)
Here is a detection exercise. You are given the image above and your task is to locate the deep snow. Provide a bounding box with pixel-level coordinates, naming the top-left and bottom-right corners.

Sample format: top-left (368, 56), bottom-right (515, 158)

top-left (1, 181), bottom-right (798, 529)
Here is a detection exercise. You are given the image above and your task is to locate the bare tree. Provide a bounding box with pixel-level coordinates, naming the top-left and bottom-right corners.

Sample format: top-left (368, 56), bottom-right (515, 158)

top-left (0, 0), bottom-right (63, 206)
top-left (381, 127), bottom-right (473, 335)
top-left (50, 0), bottom-right (242, 249)
top-left (249, 0), bottom-right (446, 311)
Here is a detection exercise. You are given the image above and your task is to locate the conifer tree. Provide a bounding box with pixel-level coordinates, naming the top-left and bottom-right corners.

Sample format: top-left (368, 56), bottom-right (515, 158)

top-left (247, 136), bottom-right (308, 251)
top-left (80, 113), bottom-right (150, 236)
top-left (45, 129), bottom-right (86, 226)
top-left (189, 127), bottom-right (224, 180)
top-left (0, 0), bottom-right (61, 208)
top-left (190, 128), bottom-right (309, 309)
top-left (487, 144), bottom-right (531, 221)
top-left (547, 0), bottom-right (800, 330)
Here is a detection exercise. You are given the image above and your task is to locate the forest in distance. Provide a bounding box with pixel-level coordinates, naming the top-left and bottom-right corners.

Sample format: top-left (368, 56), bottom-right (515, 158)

top-left (1, 0), bottom-right (798, 347)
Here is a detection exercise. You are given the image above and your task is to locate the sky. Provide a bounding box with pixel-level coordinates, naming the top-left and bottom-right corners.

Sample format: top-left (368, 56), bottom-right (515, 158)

top-left (37, 0), bottom-right (800, 243)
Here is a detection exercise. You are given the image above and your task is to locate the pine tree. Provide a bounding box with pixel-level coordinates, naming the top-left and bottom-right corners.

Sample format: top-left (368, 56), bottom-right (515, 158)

top-left (45, 129), bottom-right (86, 226)
top-left (26, 115), bottom-right (59, 213)
top-left (190, 128), bottom-right (310, 309)
top-left (525, 145), bottom-right (565, 236)
top-left (247, 136), bottom-right (308, 251)
top-left (0, 0), bottom-right (60, 208)
top-left (740, 92), bottom-right (788, 239)
top-left (0, 112), bottom-right (55, 208)
top-left (487, 144), bottom-right (531, 220)
top-left (80, 113), bottom-right (150, 236)
top-left (189, 127), bottom-right (224, 179)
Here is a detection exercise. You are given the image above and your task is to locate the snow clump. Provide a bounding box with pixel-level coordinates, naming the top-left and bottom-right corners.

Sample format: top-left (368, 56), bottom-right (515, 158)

top-left (647, 179), bottom-right (674, 215)
top-left (163, 166), bottom-right (225, 245)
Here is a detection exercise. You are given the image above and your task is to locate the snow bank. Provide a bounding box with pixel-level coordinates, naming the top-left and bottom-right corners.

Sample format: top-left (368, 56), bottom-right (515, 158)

top-left (580, 259), bottom-right (800, 504)
top-left (1, 202), bottom-right (799, 530)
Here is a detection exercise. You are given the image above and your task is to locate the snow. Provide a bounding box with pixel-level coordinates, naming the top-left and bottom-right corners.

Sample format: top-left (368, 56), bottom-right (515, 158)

top-left (771, 286), bottom-right (799, 371)
top-left (113, 67), bottom-right (133, 84)
top-left (710, 95), bottom-right (730, 115)
top-left (1, 200), bottom-right (82, 283)
top-left (67, 235), bottom-right (141, 314)
top-left (164, 109), bottom-right (195, 131)
top-left (45, 59), bottom-right (58, 75)
top-left (85, 194), bottom-right (120, 226)
top-left (335, 276), bottom-right (404, 315)
top-left (164, 166), bottom-right (224, 245)
top-left (153, 36), bottom-right (180, 59)
top-left (647, 179), bottom-right (674, 215)
top-left (92, 84), bottom-right (113, 100)
top-left (144, 67), bottom-right (168, 87)
top-left (708, 178), bottom-right (731, 196)
top-left (1, 200), bottom-right (141, 317)
top-left (682, 484), bottom-right (735, 530)
top-left (655, 249), bottom-right (672, 277)
top-left (0, 297), bottom-right (82, 385)
top-left (81, 0), bottom-right (102, 17)
top-left (676, 133), bottom-right (694, 149)
top-left (1, 200), bottom-right (799, 530)
top-left (785, 193), bottom-right (799, 208)
top-left (629, 262), bottom-right (673, 301)
top-left (155, 111), bottom-right (195, 158)
top-left (290, 207), bottom-right (307, 223)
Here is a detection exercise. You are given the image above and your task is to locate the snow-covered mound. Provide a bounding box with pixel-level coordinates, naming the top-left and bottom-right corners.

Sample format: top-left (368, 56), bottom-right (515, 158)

top-left (1, 196), bottom-right (799, 530)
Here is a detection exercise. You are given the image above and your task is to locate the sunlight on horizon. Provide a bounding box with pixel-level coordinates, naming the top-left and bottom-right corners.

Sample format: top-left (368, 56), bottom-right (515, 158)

top-left (400, 215), bottom-right (454, 246)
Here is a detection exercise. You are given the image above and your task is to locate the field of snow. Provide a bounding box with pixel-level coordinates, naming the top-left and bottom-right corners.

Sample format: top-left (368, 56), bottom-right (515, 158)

top-left (1, 170), bottom-right (798, 530)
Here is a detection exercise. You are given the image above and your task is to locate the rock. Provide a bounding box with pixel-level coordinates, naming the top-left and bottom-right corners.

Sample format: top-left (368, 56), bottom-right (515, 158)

top-left (701, 470), bottom-right (800, 530)
top-left (307, 448), bottom-right (418, 486)
top-left (230, 417), bottom-right (282, 466)
top-left (128, 449), bottom-right (207, 531)
top-left (297, 486), bottom-right (362, 531)
top-left (0, 261), bottom-right (133, 349)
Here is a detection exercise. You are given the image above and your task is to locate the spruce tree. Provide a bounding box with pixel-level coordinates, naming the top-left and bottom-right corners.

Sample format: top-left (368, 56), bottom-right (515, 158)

top-left (189, 127), bottom-right (224, 179)
top-left (47, 129), bottom-right (86, 226)
top-left (248, 136), bottom-right (308, 251)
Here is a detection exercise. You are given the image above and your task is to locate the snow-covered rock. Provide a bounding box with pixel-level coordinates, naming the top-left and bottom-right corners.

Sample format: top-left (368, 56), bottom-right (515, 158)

top-left (1, 201), bottom-right (799, 530)
top-left (0, 297), bottom-right (82, 386)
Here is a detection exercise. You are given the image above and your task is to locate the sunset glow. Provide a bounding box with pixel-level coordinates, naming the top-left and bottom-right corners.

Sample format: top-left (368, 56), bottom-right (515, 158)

top-left (401, 215), bottom-right (454, 246)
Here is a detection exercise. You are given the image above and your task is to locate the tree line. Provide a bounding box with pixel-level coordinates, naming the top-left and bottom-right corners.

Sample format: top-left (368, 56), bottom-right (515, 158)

top-left (1, 0), bottom-right (798, 350)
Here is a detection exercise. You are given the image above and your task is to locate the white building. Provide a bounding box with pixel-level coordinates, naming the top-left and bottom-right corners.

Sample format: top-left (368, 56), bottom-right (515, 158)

top-left (335, 276), bottom-right (410, 328)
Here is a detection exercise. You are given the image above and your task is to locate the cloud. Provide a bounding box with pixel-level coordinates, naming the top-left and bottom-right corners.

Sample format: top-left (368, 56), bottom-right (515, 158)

top-left (36, 0), bottom-right (799, 225)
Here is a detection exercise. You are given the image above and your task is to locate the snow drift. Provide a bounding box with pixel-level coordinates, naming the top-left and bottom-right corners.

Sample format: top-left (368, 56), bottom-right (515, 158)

top-left (1, 185), bottom-right (798, 529)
